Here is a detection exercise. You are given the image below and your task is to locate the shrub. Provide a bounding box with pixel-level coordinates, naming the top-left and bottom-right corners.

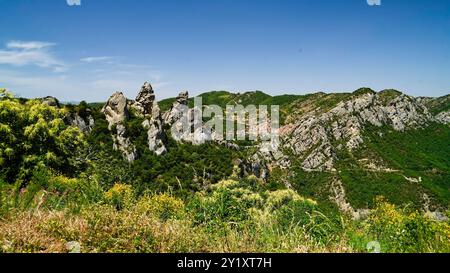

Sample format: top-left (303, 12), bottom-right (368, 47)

top-left (188, 180), bottom-right (264, 227)
top-left (0, 97), bottom-right (86, 184)
top-left (104, 183), bottom-right (134, 210)
top-left (267, 190), bottom-right (340, 244)
top-left (276, 199), bottom-right (316, 229)
top-left (135, 194), bottom-right (185, 221)
top-left (48, 175), bottom-right (80, 193)
top-left (363, 196), bottom-right (450, 252)
top-left (265, 189), bottom-right (316, 210)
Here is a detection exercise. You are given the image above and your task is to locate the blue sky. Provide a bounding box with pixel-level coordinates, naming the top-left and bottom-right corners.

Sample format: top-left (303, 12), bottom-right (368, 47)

top-left (0, 0), bottom-right (449, 101)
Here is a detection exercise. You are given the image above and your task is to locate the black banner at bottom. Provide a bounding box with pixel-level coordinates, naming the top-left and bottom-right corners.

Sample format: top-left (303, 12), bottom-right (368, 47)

top-left (0, 253), bottom-right (447, 272)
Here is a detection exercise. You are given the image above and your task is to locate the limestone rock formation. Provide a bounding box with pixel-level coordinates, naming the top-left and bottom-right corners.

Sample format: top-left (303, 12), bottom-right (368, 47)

top-left (418, 95), bottom-right (450, 125)
top-left (142, 102), bottom-right (167, 155)
top-left (239, 153), bottom-right (270, 180)
top-left (176, 91), bottom-right (189, 104)
top-left (101, 84), bottom-right (170, 159)
top-left (162, 91), bottom-right (211, 145)
top-left (130, 82), bottom-right (168, 155)
top-left (41, 96), bottom-right (95, 134)
top-left (66, 113), bottom-right (95, 134)
top-left (132, 82), bottom-right (156, 117)
top-left (260, 91), bottom-right (434, 172)
top-left (102, 92), bottom-right (129, 127)
top-left (102, 92), bottom-right (137, 162)
top-left (163, 91), bottom-right (189, 126)
top-left (113, 124), bottom-right (137, 162)
top-left (436, 110), bottom-right (450, 124)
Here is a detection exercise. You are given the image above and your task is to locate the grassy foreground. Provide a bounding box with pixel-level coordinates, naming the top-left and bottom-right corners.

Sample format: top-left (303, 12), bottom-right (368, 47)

top-left (1, 175), bottom-right (449, 253)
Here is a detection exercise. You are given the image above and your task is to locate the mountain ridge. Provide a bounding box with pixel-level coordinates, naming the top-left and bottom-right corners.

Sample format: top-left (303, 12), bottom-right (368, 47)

top-left (1, 85), bottom-right (449, 215)
top-left (91, 85), bottom-right (450, 215)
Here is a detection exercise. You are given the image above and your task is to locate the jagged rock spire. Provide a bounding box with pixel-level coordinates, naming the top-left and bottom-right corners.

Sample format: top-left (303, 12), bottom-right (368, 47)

top-left (102, 92), bottom-right (129, 128)
top-left (102, 82), bottom-right (168, 159)
top-left (133, 82), bottom-right (156, 116)
top-left (102, 91), bottom-right (136, 162)
top-left (163, 91), bottom-right (190, 125)
top-left (176, 91), bottom-right (189, 105)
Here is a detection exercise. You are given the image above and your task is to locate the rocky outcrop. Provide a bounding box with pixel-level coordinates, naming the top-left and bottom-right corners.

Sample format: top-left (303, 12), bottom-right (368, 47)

top-left (263, 91), bottom-right (434, 172)
top-left (113, 124), bottom-right (137, 162)
top-left (142, 102), bottom-right (167, 155)
top-left (101, 84), bottom-right (169, 159)
top-left (102, 92), bottom-right (129, 126)
top-left (239, 154), bottom-right (270, 180)
top-left (418, 95), bottom-right (450, 125)
top-left (130, 82), bottom-right (168, 155)
top-left (163, 91), bottom-right (189, 125)
top-left (66, 113), bottom-right (95, 134)
top-left (102, 92), bottom-right (137, 162)
top-left (132, 82), bottom-right (156, 117)
top-left (41, 96), bottom-right (95, 134)
top-left (162, 91), bottom-right (213, 145)
top-left (42, 96), bottom-right (60, 108)
top-left (436, 110), bottom-right (450, 124)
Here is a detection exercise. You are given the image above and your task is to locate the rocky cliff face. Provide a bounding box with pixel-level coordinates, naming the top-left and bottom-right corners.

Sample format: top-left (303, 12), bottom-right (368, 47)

top-left (264, 90), bottom-right (443, 172)
top-left (436, 111), bottom-right (450, 124)
top-left (99, 84), bottom-right (449, 179)
top-left (243, 89), bottom-right (449, 218)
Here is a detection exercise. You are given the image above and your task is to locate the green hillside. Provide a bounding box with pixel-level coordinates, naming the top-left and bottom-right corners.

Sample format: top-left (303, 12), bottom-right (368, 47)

top-left (1, 87), bottom-right (449, 253)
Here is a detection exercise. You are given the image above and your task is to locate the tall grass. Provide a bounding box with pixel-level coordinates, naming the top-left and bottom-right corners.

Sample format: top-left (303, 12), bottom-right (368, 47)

top-left (1, 175), bottom-right (449, 253)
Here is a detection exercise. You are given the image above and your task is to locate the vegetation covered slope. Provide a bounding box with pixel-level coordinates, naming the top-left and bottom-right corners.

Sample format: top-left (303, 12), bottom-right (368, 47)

top-left (159, 90), bottom-right (304, 124)
top-left (323, 123), bottom-right (448, 209)
top-left (0, 87), bottom-right (449, 253)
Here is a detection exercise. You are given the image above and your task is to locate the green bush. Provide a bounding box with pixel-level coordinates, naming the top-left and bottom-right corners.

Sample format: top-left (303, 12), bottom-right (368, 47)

top-left (188, 180), bottom-right (263, 227)
top-left (135, 193), bottom-right (185, 221)
top-left (0, 96), bottom-right (86, 184)
top-left (354, 197), bottom-right (450, 253)
top-left (104, 183), bottom-right (134, 210)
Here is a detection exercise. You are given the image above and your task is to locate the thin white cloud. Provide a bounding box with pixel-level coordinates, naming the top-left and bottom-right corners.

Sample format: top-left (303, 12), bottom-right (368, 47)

top-left (0, 40), bottom-right (66, 72)
top-left (80, 56), bottom-right (116, 63)
top-left (0, 42), bottom-right (175, 100)
top-left (0, 66), bottom-right (173, 102)
top-left (6, 41), bottom-right (56, 51)
top-left (0, 69), bottom-right (83, 99)
top-left (0, 50), bottom-right (62, 68)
